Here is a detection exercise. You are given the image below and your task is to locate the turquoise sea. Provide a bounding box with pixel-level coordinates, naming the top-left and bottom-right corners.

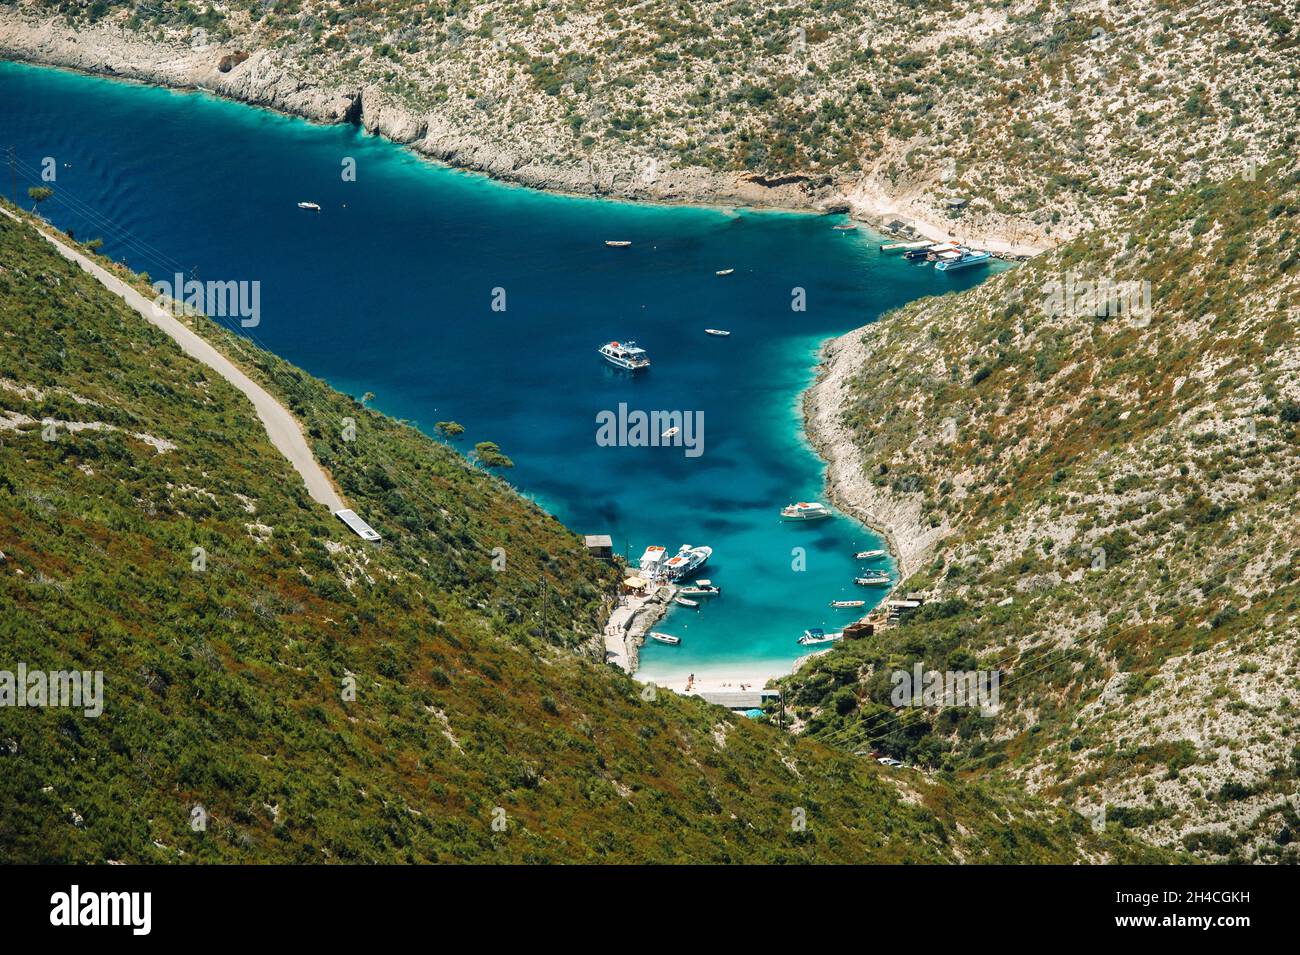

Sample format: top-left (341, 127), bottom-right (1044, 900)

top-left (1, 60), bottom-right (1006, 682)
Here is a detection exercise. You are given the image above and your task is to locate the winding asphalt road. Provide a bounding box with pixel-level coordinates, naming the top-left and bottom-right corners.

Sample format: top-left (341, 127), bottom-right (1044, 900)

top-left (4, 208), bottom-right (346, 510)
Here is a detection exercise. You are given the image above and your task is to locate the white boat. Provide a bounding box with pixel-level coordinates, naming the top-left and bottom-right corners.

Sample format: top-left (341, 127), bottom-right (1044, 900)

top-left (855, 574), bottom-right (891, 587)
top-left (935, 248), bottom-right (993, 272)
top-left (715, 268), bottom-right (734, 276)
top-left (674, 596), bottom-right (700, 608)
top-left (662, 544), bottom-right (711, 580)
top-left (781, 502), bottom-right (831, 521)
top-left (797, 628), bottom-right (843, 646)
top-left (661, 426), bottom-right (680, 439)
top-left (649, 632), bottom-right (680, 645)
top-left (679, 580), bottom-right (720, 598)
top-left (638, 545), bottom-right (668, 577)
top-left (704, 328), bottom-right (731, 336)
top-left (297, 201), bottom-right (321, 211)
top-left (598, 340), bottom-right (651, 371)
top-left (854, 549), bottom-right (886, 560)
top-left (831, 600), bottom-right (865, 608)
top-left (833, 223), bottom-right (857, 231)
top-left (605, 240), bottom-right (632, 247)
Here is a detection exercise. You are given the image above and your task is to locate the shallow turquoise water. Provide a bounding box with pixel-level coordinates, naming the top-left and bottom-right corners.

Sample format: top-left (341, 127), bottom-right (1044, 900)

top-left (1, 61), bottom-right (1006, 681)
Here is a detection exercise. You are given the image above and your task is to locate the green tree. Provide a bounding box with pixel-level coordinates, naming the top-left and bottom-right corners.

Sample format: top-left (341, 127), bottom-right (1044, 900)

top-left (27, 186), bottom-right (53, 212)
top-left (474, 440), bottom-right (513, 469)
top-left (435, 420), bottom-right (464, 439)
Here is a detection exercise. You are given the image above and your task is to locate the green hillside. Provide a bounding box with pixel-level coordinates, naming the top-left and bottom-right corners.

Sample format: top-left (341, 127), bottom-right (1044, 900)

top-left (0, 207), bottom-right (1172, 863)
top-left (783, 164), bottom-right (1300, 862)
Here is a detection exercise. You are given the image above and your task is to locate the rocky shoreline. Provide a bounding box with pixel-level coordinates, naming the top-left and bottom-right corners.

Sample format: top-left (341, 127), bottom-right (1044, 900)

top-left (801, 327), bottom-right (952, 585)
top-left (0, 14), bottom-right (1056, 255)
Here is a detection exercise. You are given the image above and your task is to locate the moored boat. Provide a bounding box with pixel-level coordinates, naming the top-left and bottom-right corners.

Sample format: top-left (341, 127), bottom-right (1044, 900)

top-left (831, 599), bottom-right (865, 608)
top-left (855, 574), bottom-right (891, 587)
top-left (649, 632), bottom-right (680, 645)
top-left (674, 596), bottom-right (700, 608)
top-left (781, 502), bottom-right (831, 521)
top-left (833, 223), bottom-right (857, 231)
top-left (854, 549), bottom-right (886, 560)
top-left (678, 579), bottom-right (721, 598)
top-left (598, 340), bottom-right (651, 371)
top-left (935, 248), bottom-right (992, 271)
top-left (663, 544), bottom-right (712, 580)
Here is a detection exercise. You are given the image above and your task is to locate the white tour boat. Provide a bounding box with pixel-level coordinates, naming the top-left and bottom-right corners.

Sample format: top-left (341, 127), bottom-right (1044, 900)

top-left (599, 340), bottom-right (651, 371)
top-left (854, 574), bottom-right (891, 587)
top-left (662, 544), bottom-right (712, 580)
top-left (781, 502), bottom-right (832, 521)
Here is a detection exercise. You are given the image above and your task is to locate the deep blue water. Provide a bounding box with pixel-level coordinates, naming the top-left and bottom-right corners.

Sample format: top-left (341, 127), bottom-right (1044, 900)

top-left (1, 60), bottom-right (1006, 681)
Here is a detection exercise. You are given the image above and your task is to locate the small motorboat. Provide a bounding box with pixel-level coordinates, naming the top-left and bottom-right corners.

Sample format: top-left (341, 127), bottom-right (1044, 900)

top-left (679, 579), bottom-right (721, 598)
top-left (831, 600), bottom-right (865, 608)
top-left (797, 628), bottom-right (843, 646)
top-left (674, 596), bottom-right (700, 608)
top-left (833, 223), bottom-right (857, 231)
top-left (704, 328), bottom-right (731, 336)
top-left (854, 575), bottom-right (891, 587)
top-left (715, 268), bottom-right (734, 276)
top-left (781, 502), bottom-right (832, 521)
top-left (661, 426), bottom-right (680, 439)
top-left (297, 201), bottom-right (321, 211)
top-left (854, 549), bottom-right (886, 560)
top-left (605, 240), bottom-right (632, 247)
top-left (649, 632), bottom-right (680, 645)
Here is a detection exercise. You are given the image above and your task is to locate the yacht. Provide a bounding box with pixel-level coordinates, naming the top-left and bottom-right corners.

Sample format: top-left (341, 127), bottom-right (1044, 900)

top-left (599, 340), bottom-right (651, 371)
top-left (704, 328), bottom-right (731, 336)
top-left (854, 549), bottom-right (886, 560)
top-left (715, 268), bottom-right (734, 276)
top-left (798, 628), bottom-right (844, 646)
top-left (297, 201), bottom-right (321, 211)
top-left (854, 574), bottom-right (891, 587)
top-left (662, 544), bottom-right (712, 580)
top-left (649, 632), bottom-right (680, 645)
top-left (605, 240), bottom-right (632, 247)
top-left (935, 248), bottom-right (992, 271)
top-left (781, 502), bottom-right (832, 521)
top-left (831, 599), bottom-right (865, 608)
